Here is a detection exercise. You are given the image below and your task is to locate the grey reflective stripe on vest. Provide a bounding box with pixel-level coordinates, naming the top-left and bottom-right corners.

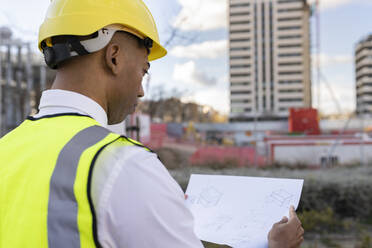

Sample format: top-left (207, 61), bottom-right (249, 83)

top-left (48, 125), bottom-right (110, 248)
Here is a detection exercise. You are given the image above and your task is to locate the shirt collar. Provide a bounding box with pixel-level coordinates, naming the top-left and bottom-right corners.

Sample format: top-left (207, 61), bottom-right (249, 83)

top-left (38, 89), bottom-right (108, 127)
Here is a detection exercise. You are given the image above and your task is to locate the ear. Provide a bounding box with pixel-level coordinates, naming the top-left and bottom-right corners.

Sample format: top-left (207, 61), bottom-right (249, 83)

top-left (104, 42), bottom-right (122, 75)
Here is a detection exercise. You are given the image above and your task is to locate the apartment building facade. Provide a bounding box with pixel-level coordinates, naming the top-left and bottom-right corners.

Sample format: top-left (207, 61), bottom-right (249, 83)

top-left (356, 34), bottom-right (372, 115)
top-left (229, 0), bottom-right (311, 121)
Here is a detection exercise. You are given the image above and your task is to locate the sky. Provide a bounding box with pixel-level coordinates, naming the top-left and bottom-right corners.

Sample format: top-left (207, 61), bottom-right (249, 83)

top-left (1, 0), bottom-right (372, 115)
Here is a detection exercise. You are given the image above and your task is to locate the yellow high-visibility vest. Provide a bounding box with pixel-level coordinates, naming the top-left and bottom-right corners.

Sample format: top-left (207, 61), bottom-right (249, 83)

top-left (0, 114), bottom-right (150, 248)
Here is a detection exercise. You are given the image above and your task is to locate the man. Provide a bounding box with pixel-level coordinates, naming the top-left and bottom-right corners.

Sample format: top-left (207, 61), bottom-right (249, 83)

top-left (0, 0), bottom-right (304, 247)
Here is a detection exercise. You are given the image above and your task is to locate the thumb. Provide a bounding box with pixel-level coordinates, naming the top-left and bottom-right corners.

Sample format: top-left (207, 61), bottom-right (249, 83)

top-left (289, 205), bottom-right (296, 219)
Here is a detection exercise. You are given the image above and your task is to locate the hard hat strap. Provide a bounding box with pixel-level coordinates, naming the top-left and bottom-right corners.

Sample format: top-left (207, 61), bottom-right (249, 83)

top-left (69, 36), bottom-right (89, 56)
top-left (42, 37), bottom-right (91, 69)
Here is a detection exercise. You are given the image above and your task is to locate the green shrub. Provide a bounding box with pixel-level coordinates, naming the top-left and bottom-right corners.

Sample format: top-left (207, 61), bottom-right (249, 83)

top-left (298, 207), bottom-right (351, 233)
top-left (171, 166), bottom-right (372, 220)
top-left (299, 180), bottom-right (372, 219)
top-left (355, 232), bottom-right (372, 248)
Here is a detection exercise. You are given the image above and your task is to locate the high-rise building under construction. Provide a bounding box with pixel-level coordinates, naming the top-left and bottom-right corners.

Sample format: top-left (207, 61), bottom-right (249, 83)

top-left (229, 0), bottom-right (312, 121)
top-left (356, 34), bottom-right (372, 115)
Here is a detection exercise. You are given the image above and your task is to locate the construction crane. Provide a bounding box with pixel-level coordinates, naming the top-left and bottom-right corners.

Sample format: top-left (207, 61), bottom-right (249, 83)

top-left (314, 0), bottom-right (342, 116)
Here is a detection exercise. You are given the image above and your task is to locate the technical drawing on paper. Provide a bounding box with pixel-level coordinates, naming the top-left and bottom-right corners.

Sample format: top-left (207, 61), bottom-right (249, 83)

top-left (198, 186), bottom-right (223, 208)
top-left (202, 215), bottom-right (232, 231)
top-left (266, 189), bottom-right (293, 208)
top-left (234, 210), bottom-right (272, 231)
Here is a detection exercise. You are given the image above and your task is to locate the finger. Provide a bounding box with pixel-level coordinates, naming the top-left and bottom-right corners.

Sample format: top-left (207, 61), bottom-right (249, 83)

top-left (297, 226), bottom-right (305, 237)
top-left (289, 205), bottom-right (296, 219)
top-left (272, 216), bottom-right (288, 229)
top-left (277, 216), bottom-right (289, 224)
top-left (291, 237), bottom-right (304, 248)
top-left (289, 217), bottom-right (302, 229)
top-left (288, 210), bottom-right (302, 227)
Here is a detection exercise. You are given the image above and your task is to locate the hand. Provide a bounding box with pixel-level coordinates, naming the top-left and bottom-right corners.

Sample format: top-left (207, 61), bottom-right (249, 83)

top-left (268, 206), bottom-right (304, 248)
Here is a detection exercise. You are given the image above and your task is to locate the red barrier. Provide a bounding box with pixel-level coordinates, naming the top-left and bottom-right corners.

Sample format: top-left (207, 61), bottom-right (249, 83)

top-left (190, 146), bottom-right (266, 167)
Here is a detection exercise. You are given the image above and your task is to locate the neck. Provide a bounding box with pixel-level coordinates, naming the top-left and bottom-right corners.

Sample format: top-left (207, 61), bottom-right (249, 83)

top-left (52, 64), bottom-right (108, 114)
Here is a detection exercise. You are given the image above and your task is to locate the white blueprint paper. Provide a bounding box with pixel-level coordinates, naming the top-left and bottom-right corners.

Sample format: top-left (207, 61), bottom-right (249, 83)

top-left (185, 174), bottom-right (304, 248)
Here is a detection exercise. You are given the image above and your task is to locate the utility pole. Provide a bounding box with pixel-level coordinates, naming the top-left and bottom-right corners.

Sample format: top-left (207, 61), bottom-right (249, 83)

top-left (253, 113), bottom-right (258, 168)
top-left (316, 0), bottom-right (321, 112)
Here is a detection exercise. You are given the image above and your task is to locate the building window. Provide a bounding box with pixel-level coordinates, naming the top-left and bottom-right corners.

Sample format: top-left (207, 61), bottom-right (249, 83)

top-left (231, 99), bottom-right (251, 104)
top-left (230, 29), bottom-right (251, 34)
top-left (277, 8), bottom-right (303, 13)
top-left (231, 107), bottom-right (245, 113)
top-left (278, 17), bottom-right (302, 22)
top-left (278, 44), bottom-right (302, 48)
top-left (231, 38), bottom-right (251, 43)
top-left (230, 3), bottom-right (250, 8)
top-left (231, 73), bottom-right (251, 77)
top-left (279, 89), bottom-right (303, 93)
top-left (231, 20), bottom-right (251, 25)
top-left (231, 82), bottom-right (250, 86)
top-left (278, 71), bottom-right (302, 75)
top-left (278, 53), bottom-right (302, 57)
top-left (278, 62), bottom-right (302, 66)
top-left (231, 64), bottom-right (251, 69)
top-left (277, 26), bottom-right (301, 31)
top-left (230, 47), bottom-right (251, 51)
top-left (230, 55), bottom-right (251, 60)
top-left (278, 35), bottom-right (302, 39)
top-left (278, 0), bottom-right (302, 3)
top-left (230, 12), bottom-right (250, 17)
top-left (279, 80), bottom-right (302, 84)
top-left (279, 98), bottom-right (303, 102)
top-left (231, 91), bottom-right (251, 95)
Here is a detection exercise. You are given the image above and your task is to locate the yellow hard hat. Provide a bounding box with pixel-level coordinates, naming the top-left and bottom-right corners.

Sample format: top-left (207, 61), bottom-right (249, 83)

top-left (38, 0), bottom-right (167, 65)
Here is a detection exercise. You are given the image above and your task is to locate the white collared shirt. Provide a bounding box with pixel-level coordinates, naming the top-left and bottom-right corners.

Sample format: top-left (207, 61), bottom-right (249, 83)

top-left (35, 90), bottom-right (203, 248)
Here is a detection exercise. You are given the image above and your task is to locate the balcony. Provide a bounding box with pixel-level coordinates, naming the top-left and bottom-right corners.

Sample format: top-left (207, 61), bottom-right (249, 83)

top-left (276, 37), bottom-right (304, 46)
top-left (276, 74), bottom-right (303, 81)
top-left (230, 59), bottom-right (252, 65)
top-left (360, 95), bottom-right (372, 102)
top-left (356, 49), bottom-right (370, 61)
top-left (276, 11), bottom-right (303, 19)
top-left (277, 64), bottom-right (303, 72)
top-left (277, 47), bottom-right (303, 54)
top-left (230, 6), bottom-right (251, 15)
top-left (230, 50), bottom-right (251, 57)
top-left (230, 32), bottom-right (252, 40)
top-left (357, 67), bottom-right (372, 78)
top-left (230, 23), bottom-right (252, 31)
top-left (230, 67), bottom-right (252, 74)
top-left (231, 75), bottom-right (253, 83)
top-left (276, 82), bottom-right (303, 90)
top-left (275, 1), bottom-right (303, 9)
top-left (231, 94), bottom-right (252, 100)
top-left (276, 55), bottom-right (304, 63)
top-left (276, 28), bottom-right (303, 36)
top-left (277, 101), bottom-right (304, 108)
top-left (230, 85), bottom-right (252, 91)
top-left (230, 15), bottom-right (251, 23)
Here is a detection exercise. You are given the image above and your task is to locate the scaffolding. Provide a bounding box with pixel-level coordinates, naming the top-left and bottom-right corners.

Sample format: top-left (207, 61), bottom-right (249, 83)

top-left (0, 27), bottom-right (50, 136)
